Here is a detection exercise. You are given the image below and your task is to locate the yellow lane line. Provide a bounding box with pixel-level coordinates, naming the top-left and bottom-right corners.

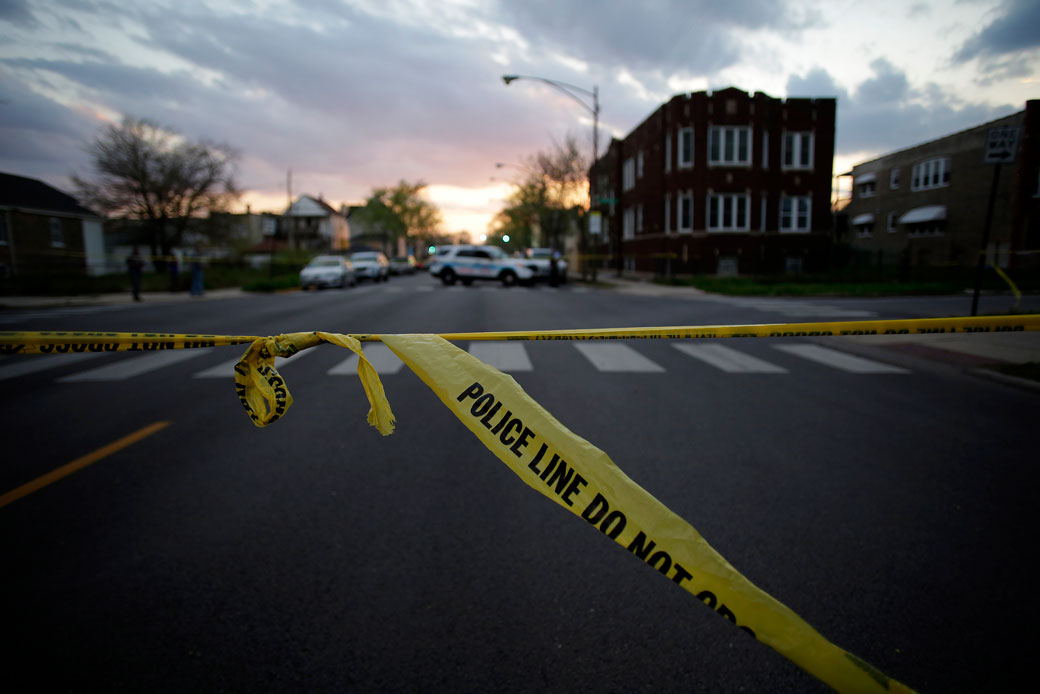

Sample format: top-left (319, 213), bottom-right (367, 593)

top-left (0, 421), bottom-right (171, 509)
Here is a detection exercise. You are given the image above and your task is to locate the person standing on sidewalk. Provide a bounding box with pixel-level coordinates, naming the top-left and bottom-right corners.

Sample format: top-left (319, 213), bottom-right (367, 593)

top-left (126, 247), bottom-right (144, 302)
top-left (190, 246), bottom-right (205, 296)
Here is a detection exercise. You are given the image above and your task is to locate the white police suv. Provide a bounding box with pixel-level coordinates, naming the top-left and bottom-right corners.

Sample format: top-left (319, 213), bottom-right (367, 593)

top-left (428, 245), bottom-right (535, 287)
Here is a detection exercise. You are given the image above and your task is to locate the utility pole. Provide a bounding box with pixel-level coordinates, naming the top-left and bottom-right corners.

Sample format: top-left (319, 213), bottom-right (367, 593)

top-left (971, 124), bottom-right (1020, 316)
top-left (286, 169), bottom-right (294, 251)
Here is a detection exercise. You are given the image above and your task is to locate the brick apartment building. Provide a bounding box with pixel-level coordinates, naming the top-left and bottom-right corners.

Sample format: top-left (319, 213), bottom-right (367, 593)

top-left (844, 100), bottom-right (1039, 271)
top-left (589, 87), bottom-right (836, 276)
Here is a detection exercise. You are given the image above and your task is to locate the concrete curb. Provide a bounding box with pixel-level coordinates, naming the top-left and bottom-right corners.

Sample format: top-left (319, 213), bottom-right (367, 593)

top-left (970, 367), bottom-right (1040, 393)
top-left (0, 288), bottom-right (249, 310)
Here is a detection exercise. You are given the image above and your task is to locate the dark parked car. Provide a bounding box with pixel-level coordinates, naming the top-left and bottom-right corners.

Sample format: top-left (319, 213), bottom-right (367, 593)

top-left (389, 255), bottom-right (416, 275)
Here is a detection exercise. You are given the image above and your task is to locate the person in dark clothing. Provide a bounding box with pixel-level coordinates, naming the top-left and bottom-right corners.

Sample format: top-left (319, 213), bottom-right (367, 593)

top-left (190, 247), bottom-right (205, 296)
top-left (126, 247), bottom-right (144, 301)
top-left (168, 253), bottom-right (180, 292)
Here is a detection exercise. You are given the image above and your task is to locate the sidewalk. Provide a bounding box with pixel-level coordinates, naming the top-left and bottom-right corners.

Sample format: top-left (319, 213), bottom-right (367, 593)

top-left (0, 287), bottom-right (248, 310)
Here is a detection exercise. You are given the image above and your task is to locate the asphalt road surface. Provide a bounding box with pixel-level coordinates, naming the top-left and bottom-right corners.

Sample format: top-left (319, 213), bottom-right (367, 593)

top-left (2, 274), bottom-right (1037, 693)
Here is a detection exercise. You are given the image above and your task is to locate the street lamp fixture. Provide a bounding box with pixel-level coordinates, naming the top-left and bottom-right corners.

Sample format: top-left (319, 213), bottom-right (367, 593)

top-left (501, 75), bottom-right (599, 162)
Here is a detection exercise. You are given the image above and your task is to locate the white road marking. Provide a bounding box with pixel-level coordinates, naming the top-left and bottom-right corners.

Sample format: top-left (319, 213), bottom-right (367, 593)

top-left (192, 347), bottom-right (317, 379)
top-left (58, 348), bottom-right (214, 382)
top-left (0, 352), bottom-right (108, 380)
top-left (573, 343), bottom-right (665, 372)
top-left (466, 342), bottom-right (533, 372)
top-left (673, 343), bottom-right (788, 373)
top-left (774, 344), bottom-right (909, 373)
top-left (327, 343), bottom-right (404, 375)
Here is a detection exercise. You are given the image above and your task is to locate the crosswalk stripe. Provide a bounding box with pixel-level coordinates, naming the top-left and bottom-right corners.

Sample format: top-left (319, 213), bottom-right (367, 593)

top-left (0, 352), bottom-right (108, 381)
top-left (573, 343), bottom-right (665, 372)
top-left (466, 342), bottom-right (533, 372)
top-left (773, 344), bottom-right (909, 373)
top-left (58, 348), bottom-right (214, 382)
top-left (327, 343), bottom-right (404, 375)
top-left (192, 346), bottom-right (317, 379)
top-left (673, 343), bottom-right (788, 373)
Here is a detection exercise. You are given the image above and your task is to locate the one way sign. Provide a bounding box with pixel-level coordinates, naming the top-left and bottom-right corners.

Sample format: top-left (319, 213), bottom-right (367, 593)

top-left (984, 125), bottom-right (1020, 164)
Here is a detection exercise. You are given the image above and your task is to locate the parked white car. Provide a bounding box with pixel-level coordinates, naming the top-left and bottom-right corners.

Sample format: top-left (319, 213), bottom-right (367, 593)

top-left (299, 255), bottom-right (356, 290)
top-left (428, 245), bottom-right (535, 287)
top-left (523, 247), bottom-right (568, 283)
top-left (350, 251), bottom-right (391, 282)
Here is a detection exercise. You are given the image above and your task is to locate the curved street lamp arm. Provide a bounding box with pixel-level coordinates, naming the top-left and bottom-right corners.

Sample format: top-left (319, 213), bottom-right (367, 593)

top-left (502, 74), bottom-right (598, 116)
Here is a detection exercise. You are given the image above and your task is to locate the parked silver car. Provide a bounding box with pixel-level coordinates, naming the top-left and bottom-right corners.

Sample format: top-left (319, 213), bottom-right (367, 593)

top-left (299, 255), bottom-right (356, 289)
top-left (350, 251), bottom-right (391, 282)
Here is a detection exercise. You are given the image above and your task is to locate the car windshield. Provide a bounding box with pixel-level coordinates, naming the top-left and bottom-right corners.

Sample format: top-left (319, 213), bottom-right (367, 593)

top-left (351, 252), bottom-right (379, 261)
top-left (309, 257), bottom-right (341, 267)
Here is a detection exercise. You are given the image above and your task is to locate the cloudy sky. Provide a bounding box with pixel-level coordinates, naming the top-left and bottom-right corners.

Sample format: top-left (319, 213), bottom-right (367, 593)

top-left (2, 0), bottom-right (1038, 235)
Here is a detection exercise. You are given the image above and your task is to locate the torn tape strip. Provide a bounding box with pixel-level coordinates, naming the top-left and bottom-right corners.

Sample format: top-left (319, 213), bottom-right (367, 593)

top-left (382, 333), bottom-right (917, 694)
top-left (231, 331), bottom-right (395, 434)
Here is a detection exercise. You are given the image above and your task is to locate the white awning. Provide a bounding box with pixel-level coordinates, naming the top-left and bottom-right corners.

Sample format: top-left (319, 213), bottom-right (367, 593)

top-left (851, 213), bottom-right (875, 225)
top-left (899, 205), bottom-right (946, 224)
top-left (854, 172), bottom-right (877, 185)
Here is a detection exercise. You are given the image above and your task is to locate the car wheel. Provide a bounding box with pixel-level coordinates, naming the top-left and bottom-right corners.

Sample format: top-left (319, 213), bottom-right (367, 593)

top-left (500, 270), bottom-right (517, 287)
top-left (441, 269), bottom-right (457, 286)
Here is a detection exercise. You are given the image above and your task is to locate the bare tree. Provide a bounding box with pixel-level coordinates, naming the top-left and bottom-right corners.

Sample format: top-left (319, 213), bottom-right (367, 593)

top-left (489, 134), bottom-right (588, 253)
top-left (73, 117), bottom-right (239, 257)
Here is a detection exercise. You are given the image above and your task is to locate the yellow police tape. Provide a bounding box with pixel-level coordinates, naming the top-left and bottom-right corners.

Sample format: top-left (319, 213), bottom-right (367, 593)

top-left (4, 312), bottom-right (1040, 693)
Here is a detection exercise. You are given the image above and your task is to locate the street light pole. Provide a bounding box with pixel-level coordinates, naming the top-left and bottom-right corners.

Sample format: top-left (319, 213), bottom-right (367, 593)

top-left (502, 74), bottom-right (600, 278)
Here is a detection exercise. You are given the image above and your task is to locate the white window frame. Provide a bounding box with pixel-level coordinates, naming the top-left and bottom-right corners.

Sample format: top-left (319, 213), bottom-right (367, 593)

top-left (635, 204), bottom-right (644, 233)
top-left (665, 133), bottom-right (672, 173)
top-left (890, 168), bottom-right (900, 190)
top-left (781, 132), bottom-right (813, 170)
top-left (706, 193), bottom-right (750, 232)
top-left (636, 150), bottom-right (644, 179)
top-left (858, 181), bottom-right (876, 198)
top-left (49, 217), bottom-right (65, 248)
top-left (678, 191), bottom-right (693, 233)
top-left (678, 127), bottom-right (693, 169)
top-left (622, 158), bottom-right (635, 191)
top-left (622, 208), bottom-right (635, 240)
top-left (709, 126), bottom-right (752, 167)
top-left (887, 211), bottom-right (898, 233)
top-left (779, 196), bottom-right (811, 233)
top-left (762, 131), bottom-right (769, 169)
top-left (664, 193), bottom-right (671, 232)
top-left (911, 157), bottom-right (951, 191)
